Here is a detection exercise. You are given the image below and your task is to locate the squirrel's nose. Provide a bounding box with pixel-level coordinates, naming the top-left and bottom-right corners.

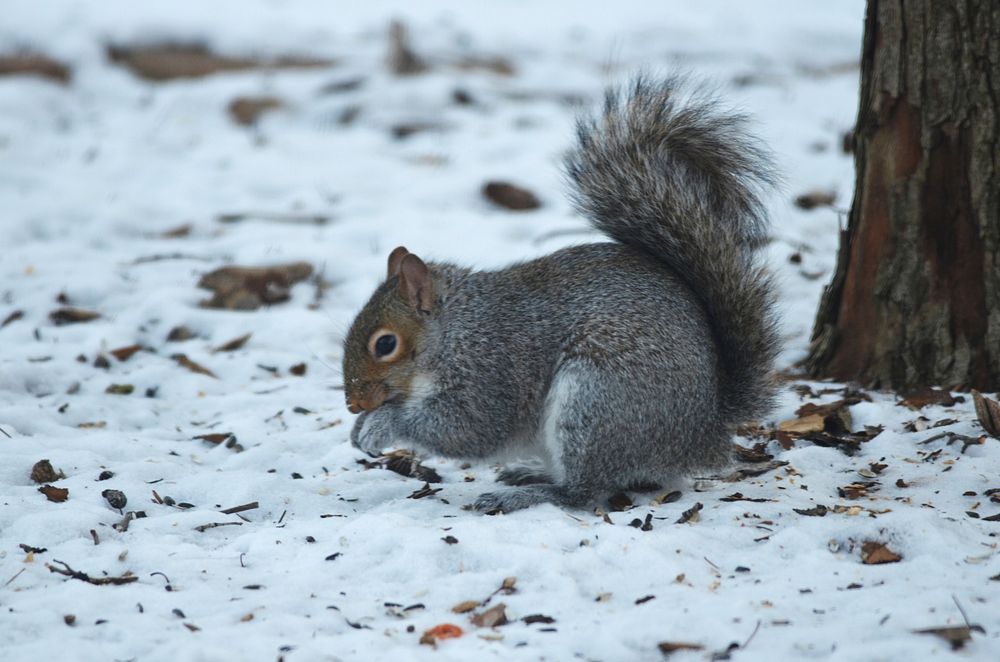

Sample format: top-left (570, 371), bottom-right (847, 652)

top-left (346, 399), bottom-right (363, 414)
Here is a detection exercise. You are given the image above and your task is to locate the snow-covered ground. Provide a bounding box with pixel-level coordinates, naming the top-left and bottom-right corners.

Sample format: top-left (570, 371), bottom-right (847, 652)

top-left (2, 1), bottom-right (998, 660)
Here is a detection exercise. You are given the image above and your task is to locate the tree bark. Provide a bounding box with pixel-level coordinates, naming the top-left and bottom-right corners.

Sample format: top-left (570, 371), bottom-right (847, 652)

top-left (806, 0), bottom-right (1000, 391)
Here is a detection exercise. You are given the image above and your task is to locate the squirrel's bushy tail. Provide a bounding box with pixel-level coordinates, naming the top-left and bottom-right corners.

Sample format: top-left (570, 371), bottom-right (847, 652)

top-left (565, 75), bottom-right (780, 424)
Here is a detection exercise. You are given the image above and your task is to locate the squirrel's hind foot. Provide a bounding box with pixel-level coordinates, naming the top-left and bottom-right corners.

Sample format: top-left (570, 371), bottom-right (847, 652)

top-left (473, 484), bottom-right (591, 514)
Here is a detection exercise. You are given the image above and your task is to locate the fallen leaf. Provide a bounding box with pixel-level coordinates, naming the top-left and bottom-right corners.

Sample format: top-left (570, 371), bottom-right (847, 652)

top-left (49, 308), bottom-right (100, 325)
top-left (160, 223), bottom-right (192, 238)
top-left (289, 362), bottom-right (307, 376)
top-left (482, 181), bottom-right (541, 211)
top-left (38, 485), bottom-right (69, 502)
top-left (971, 390), bottom-right (1000, 438)
top-left (652, 490), bottom-right (682, 505)
top-left (107, 42), bottom-right (333, 81)
top-left (860, 541), bottom-right (902, 565)
top-left (105, 384), bottom-right (134, 395)
top-left (172, 354), bottom-right (217, 378)
top-left (793, 504), bottom-right (828, 517)
top-left (658, 641), bottom-right (705, 655)
top-left (228, 96), bottom-right (284, 126)
top-left (900, 388), bottom-right (959, 410)
top-left (110, 344), bottom-right (144, 361)
top-left (212, 333), bottom-right (252, 353)
top-left (470, 603), bottom-right (508, 628)
top-left (192, 432), bottom-right (244, 452)
top-left (732, 443), bottom-right (773, 463)
top-left (522, 614), bottom-right (555, 624)
top-left (778, 413), bottom-right (825, 434)
top-left (451, 600), bottom-right (480, 614)
top-left (0, 53), bottom-right (70, 83)
top-left (167, 326), bottom-right (197, 342)
top-left (198, 262), bottom-right (313, 310)
top-left (1, 310), bottom-right (24, 328)
top-left (30, 459), bottom-right (62, 484)
top-left (420, 623), bottom-right (463, 646)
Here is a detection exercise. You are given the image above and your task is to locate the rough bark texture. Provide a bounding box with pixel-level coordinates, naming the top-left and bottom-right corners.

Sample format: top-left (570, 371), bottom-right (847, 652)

top-left (807, 0), bottom-right (1000, 391)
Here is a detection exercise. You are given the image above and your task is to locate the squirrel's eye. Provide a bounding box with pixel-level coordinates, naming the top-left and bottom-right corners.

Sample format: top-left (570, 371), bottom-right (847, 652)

top-left (373, 333), bottom-right (398, 359)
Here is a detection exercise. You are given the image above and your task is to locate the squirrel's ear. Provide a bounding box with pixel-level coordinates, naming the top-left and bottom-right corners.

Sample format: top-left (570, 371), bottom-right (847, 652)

top-left (387, 246), bottom-right (410, 279)
top-left (398, 253), bottom-right (434, 313)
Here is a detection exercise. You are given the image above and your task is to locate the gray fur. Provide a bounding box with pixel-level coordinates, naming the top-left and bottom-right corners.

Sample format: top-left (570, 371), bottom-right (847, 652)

top-left (346, 76), bottom-right (779, 512)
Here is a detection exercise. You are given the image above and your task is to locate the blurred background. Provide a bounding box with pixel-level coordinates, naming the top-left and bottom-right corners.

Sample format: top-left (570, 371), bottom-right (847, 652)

top-left (1, 0), bottom-right (864, 363)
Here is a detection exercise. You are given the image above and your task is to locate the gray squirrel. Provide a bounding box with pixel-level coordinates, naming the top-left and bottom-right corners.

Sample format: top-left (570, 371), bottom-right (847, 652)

top-left (342, 75), bottom-right (779, 512)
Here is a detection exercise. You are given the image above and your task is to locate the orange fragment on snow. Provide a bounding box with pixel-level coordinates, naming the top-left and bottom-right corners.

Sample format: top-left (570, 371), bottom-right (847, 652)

top-left (424, 623), bottom-right (463, 641)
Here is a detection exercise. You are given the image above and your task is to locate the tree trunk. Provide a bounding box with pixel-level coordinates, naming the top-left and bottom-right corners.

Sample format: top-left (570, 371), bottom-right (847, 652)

top-left (806, 0), bottom-right (1000, 391)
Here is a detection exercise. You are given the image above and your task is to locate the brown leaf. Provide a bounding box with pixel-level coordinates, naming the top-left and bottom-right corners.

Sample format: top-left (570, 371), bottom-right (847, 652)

top-left (212, 333), bottom-right (252, 353)
top-left (167, 325), bottom-right (197, 342)
top-left (732, 443), bottom-right (773, 463)
top-left (658, 641), bottom-right (705, 655)
top-left (1, 309), bottom-right (24, 328)
top-left (39, 485), bottom-right (69, 502)
top-left (778, 413), bottom-right (826, 435)
top-left (228, 96), bottom-right (284, 126)
top-left (900, 387), bottom-right (959, 410)
top-left (110, 344), bottom-right (144, 361)
top-left (860, 541), bottom-right (902, 565)
top-left (160, 223), bottom-right (192, 238)
top-left (171, 354), bottom-right (217, 378)
top-left (105, 384), bottom-right (134, 395)
top-left (50, 308), bottom-right (100, 325)
top-left (30, 459), bottom-right (62, 484)
top-left (193, 432), bottom-right (244, 452)
top-left (451, 600), bottom-right (480, 614)
top-left (793, 504), bottom-right (828, 517)
top-left (198, 262), bottom-right (313, 310)
top-left (971, 390), bottom-right (1000, 438)
top-left (796, 400), bottom-right (853, 434)
top-left (470, 603), bottom-right (508, 628)
top-left (522, 614), bottom-right (556, 624)
top-left (289, 362), bottom-right (307, 376)
top-left (793, 189), bottom-right (836, 210)
top-left (107, 43), bottom-right (333, 81)
top-left (0, 53), bottom-right (70, 83)
top-left (482, 181), bottom-right (541, 211)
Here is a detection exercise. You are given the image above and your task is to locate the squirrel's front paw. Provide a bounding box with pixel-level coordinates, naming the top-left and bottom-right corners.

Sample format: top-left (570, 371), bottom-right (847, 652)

top-left (350, 409), bottom-right (395, 457)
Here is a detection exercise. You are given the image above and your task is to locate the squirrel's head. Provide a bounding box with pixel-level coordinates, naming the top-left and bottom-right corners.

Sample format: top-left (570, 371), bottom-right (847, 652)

top-left (342, 246), bottom-right (435, 414)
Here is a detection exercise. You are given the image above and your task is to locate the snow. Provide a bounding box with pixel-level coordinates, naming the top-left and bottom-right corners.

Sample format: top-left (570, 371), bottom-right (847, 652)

top-left (2, 1), bottom-right (998, 660)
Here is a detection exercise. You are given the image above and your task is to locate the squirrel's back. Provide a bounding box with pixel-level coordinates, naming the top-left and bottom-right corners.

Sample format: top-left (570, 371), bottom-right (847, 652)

top-left (564, 75), bottom-right (780, 425)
